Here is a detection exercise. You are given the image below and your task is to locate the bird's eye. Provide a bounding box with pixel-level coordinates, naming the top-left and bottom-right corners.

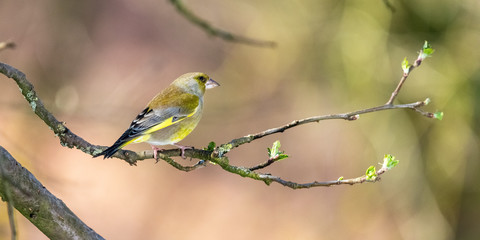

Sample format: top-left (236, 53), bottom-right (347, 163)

top-left (198, 76), bottom-right (206, 82)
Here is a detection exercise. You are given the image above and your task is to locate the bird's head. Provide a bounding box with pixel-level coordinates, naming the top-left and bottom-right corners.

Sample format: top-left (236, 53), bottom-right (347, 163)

top-left (173, 72), bottom-right (219, 96)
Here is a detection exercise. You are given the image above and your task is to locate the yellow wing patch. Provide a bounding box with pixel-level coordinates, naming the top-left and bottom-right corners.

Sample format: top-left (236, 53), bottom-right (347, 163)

top-left (131, 134), bottom-right (151, 143)
top-left (118, 107), bottom-right (199, 149)
top-left (115, 134), bottom-right (152, 150)
top-left (144, 116), bottom-right (177, 134)
top-left (144, 108), bottom-right (198, 135)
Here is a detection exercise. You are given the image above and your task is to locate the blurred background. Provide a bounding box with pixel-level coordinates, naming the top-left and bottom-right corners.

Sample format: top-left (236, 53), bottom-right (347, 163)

top-left (0, 0), bottom-right (479, 239)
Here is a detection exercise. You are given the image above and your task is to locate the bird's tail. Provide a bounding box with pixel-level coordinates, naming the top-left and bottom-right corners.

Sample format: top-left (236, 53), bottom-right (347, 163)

top-left (94, 130), bottom-right (139, 159)
top-left (94, 141), bottom-right (126, 159)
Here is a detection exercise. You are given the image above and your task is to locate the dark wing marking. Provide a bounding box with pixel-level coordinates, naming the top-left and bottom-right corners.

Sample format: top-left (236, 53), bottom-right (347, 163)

top-left (95, 106), bottom-right (195, 159)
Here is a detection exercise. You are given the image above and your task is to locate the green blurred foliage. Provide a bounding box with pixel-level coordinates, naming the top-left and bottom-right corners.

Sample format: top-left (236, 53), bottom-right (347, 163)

top-left (0, 0), bottom-right (479, 239)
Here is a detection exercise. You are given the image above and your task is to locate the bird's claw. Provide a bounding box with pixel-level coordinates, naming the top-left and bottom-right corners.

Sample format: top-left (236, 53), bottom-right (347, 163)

top-left (151, 145), bottom-right (163, 163)
top-left (174, 144), bottom-right (193, 159)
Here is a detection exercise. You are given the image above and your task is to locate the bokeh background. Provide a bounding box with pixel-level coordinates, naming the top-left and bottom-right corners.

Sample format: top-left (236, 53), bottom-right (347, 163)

top-left (0, 0), bottom-right (479, 239)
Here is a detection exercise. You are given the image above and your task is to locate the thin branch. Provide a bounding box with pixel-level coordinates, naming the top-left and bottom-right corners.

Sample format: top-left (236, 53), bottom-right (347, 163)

top-left (154, 152), bottom-right (207, 171)
top-left (386, 73), bottom-right (409, 105)
top-left (220, 100), bottom-right (432, 152)
top-left (184, 153), bottom-right (394, 189)
top-left (7, 202), bottom-right (16, 240)
top-left (386, 47), bottom-right (429, 105)
top-left (382, 0), bottom-right (396, 13)
top-left (249, 156), bottom-right (279, 171)
top-left (169, 0), bottom-right (277, 48)
top-left (258, 166), bottom-right (390, 189)
top-left (0, 146), bottom-right (104, 239)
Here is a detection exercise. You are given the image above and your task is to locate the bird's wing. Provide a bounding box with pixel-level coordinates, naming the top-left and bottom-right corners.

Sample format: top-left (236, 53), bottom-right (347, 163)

top-left (128, 104), bottom-right (198, 138)
top-left (125, 92), bottom-right (200, 140)
top-left (95, 93), bottom-right (200, 158)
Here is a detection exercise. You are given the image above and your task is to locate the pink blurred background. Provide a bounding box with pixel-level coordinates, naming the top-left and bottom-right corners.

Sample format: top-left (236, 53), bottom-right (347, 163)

top-left (1, 0), bottom-right (479, 239)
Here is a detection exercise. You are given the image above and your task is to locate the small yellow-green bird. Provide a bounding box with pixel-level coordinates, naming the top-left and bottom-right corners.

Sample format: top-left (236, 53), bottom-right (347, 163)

top-left (96, 72), bottom-right (219, 159)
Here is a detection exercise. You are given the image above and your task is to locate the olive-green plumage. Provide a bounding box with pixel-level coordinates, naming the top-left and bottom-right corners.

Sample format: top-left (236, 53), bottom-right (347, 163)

top-left (96, 72), bottom-right (219, 159)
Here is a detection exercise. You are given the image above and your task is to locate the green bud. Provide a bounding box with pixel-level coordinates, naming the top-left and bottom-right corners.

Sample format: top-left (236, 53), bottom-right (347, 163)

top-left (402, 57), bottom-right (410, 74)
top-left (424, 98), bottom-right (431, 105)
top-left (434, 111), bottom-right (444, 120)
top-left (204, 141), bottom-right (216, 151)
top-left (365, 166), bottom-right (377, 181)
top-left (420, 41), bottom-right (435, 59)
top-left (268, 140), bottom-right (289, 160)
top-left (383, 154), bottom-right (399, 170)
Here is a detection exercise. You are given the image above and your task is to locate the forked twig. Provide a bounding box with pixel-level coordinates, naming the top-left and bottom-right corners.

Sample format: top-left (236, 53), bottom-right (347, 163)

top-left (170, 0), bottom-right (276, 48)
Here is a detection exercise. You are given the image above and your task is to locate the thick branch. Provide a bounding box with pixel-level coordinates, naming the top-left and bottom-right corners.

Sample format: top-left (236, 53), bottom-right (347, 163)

top-left (0, 61), bottom-right (219, 165)
top-left (0, 62), bottom-right (143, 165)
top-left (0, 146), bottom-right (104, 239)
top-left (170, 0), bottom-right (276, 48)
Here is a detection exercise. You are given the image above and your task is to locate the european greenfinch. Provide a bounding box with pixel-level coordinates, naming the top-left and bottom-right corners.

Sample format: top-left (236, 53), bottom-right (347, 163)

top-left (96, 72), bottom-right (219, 159)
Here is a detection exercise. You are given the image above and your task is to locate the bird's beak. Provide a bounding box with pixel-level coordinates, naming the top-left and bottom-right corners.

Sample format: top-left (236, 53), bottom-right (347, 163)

top-left (206, 78), bottom-right (220, 89)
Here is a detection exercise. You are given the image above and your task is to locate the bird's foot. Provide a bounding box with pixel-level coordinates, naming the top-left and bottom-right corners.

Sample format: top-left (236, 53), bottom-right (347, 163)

top-left (173, 144), bottom-right (193, 159)
top-left (151, 145), bottom-right (164, 163)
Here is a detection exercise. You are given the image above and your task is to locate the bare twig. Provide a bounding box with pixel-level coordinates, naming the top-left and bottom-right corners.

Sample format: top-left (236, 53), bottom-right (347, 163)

top-left (220, 100), bottom-right (432, 152)
top-left (155, 152), bottom-right (207, 171)
top-left (169, 0), bottom-right (277, 48)
top-left (386, 72), bottom-right (410, 105)
top-left (258, 166), bottom-right (390, 188)
top-left (193, 154), bottom-right (394, 189)
top-left (7, 202), bottom-right (16, 240)
top-left (249, 156), bottom-right (279, 171)
top-left (382, 0), bottom-right (396, 12)
top-left (386, 45), bottom-right (431, 105)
